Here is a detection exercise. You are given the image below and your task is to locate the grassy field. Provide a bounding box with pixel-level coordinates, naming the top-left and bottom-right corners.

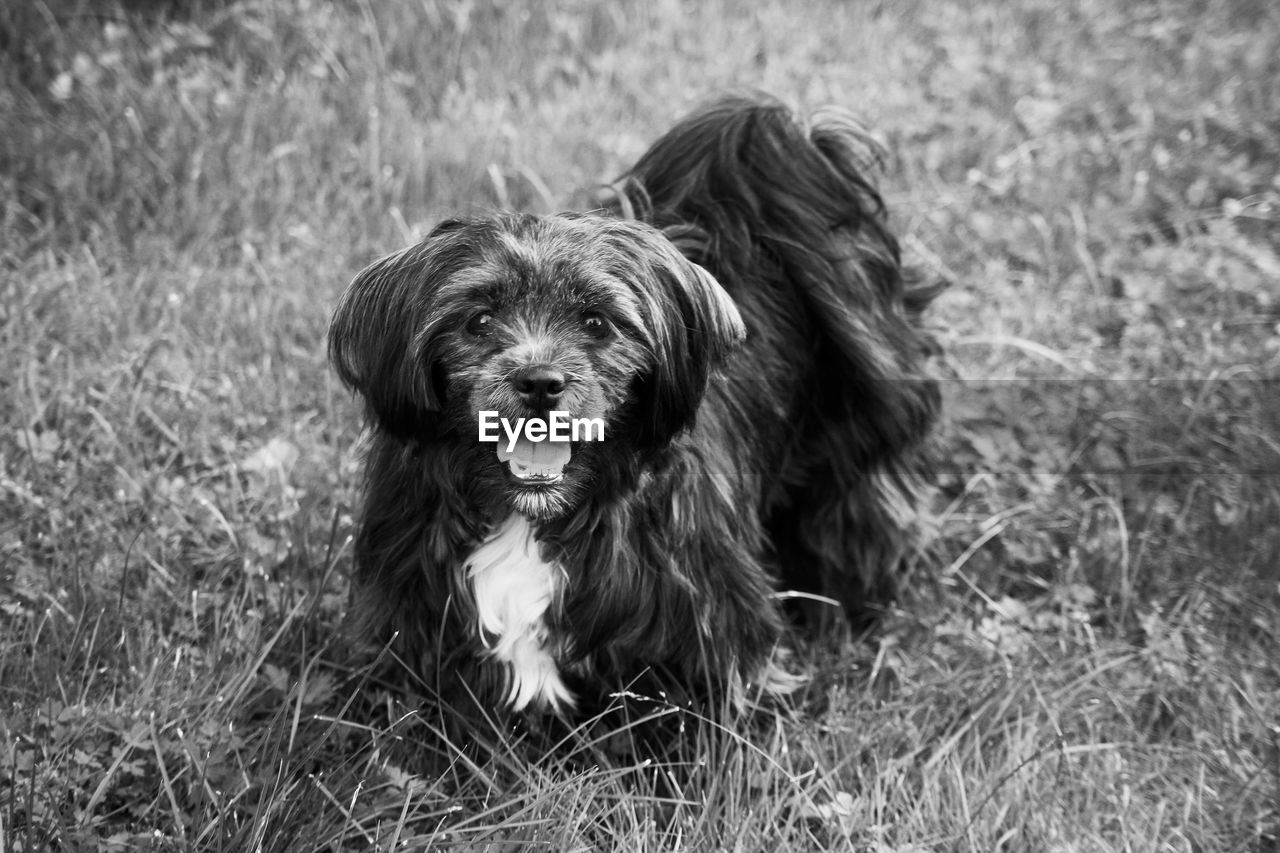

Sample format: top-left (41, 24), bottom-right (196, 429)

top-left (3, 0), bottom-right (1279, 849)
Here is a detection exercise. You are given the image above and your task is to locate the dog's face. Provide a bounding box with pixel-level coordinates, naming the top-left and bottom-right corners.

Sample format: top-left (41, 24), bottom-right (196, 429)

top-left (330, 213), bottom-right (745, 519)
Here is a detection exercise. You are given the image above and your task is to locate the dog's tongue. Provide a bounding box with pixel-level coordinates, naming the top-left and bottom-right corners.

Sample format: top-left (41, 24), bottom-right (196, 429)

top-left (497, 436), bottom-right (571, 483)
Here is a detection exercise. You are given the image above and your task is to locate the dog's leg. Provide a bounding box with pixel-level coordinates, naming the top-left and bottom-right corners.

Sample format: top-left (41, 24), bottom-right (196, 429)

top-left (774, 450), bottom-right (934, 635)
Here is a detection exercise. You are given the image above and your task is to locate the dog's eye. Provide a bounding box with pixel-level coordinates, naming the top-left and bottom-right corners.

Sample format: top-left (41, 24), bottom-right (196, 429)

top-left (466, 312), bottom-right (494, 336)
top-left (581, 311), bottom-right (610, 339)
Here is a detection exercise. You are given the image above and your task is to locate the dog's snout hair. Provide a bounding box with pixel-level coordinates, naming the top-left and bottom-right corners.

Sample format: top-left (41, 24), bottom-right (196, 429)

top-left (484, 337), bottom-right (596, 419)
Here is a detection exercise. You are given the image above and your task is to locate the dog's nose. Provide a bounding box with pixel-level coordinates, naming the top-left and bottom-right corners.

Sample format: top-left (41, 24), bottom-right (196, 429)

top-left (511, 364), bottom-right (566, 407)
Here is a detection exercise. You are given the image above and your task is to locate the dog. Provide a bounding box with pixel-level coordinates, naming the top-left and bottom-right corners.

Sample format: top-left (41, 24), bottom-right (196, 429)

top-left (328, 94), bottom-right (941, 717)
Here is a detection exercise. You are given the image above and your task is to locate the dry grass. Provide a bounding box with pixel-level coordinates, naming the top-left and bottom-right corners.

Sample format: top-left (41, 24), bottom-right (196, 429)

top-left (2, 0), bottom-right (1278, 849)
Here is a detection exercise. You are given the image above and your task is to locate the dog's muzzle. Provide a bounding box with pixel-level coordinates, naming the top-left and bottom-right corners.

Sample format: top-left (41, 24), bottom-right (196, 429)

top-left (495, 364), bottom-right (574, 484)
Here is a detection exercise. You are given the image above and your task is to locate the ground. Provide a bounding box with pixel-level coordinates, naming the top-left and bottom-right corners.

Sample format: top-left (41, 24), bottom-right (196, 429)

top-left (1, 0), bottom-right (1278, 850)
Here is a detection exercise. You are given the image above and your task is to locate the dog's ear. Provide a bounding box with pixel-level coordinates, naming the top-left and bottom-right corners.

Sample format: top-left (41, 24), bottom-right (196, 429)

top-left (600, 221), bottom-right (746, 448)
top-left (328, 219), bottom-right (472, 440)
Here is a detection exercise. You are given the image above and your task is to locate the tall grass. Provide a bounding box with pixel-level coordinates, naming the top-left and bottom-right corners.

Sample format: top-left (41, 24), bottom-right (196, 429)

top-left (2, 0), bottom-right (1278, 849)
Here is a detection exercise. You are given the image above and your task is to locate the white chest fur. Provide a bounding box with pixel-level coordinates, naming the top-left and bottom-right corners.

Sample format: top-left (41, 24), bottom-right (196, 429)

top-left (465, 514), bottom-right (573, 712)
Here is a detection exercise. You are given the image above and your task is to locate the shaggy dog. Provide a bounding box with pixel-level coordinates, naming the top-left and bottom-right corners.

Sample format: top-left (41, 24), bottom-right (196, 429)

top-left (328, 94), bottom-right (940, 716)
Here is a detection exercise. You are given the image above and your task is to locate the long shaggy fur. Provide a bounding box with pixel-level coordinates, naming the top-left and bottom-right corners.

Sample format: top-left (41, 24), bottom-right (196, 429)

top-left (329, 94), bottom-right (941, 716)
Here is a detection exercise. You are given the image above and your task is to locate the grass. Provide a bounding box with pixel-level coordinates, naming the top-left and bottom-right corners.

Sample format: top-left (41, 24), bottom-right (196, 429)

top-left (2, 0), bottom-right (1278, 849)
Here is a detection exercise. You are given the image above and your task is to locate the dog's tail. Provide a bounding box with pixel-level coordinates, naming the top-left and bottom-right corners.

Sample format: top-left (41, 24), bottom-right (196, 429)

top-left (602, 93), bottom-right (943, 468)
top-left (603, 95), bottom-right (943, 620)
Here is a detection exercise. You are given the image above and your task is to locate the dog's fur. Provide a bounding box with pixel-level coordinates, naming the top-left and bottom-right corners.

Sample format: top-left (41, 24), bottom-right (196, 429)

top-left (328, 94), bottom-right (941, 716)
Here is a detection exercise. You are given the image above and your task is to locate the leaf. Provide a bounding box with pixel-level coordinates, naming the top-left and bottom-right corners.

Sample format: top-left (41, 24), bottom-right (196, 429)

top-left (49, 71), bottom-right (74, 101)
top-left (968, 433), bottom-right (1013, 466)
top-left (1213, 497), bottom-right (1239, 526)
top-left (1052, 583), bottom-right (1097, 610)
top-left (241, 437), bottom-right (299, 478)
top-left (263, 663), bottom-right (290, 694)
top-left (16, 428), bottom-right (61, 464)
top-left (383, 762), bottom-right (427, 795)
top-left (799, 790), bottom-right (857, 835)
top-left (300, 673), bottom-right (336, 707)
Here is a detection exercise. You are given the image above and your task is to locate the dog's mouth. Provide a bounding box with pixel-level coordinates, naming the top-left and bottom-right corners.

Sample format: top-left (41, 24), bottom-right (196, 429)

top-left (496, 437), bottom-right (573, 485)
